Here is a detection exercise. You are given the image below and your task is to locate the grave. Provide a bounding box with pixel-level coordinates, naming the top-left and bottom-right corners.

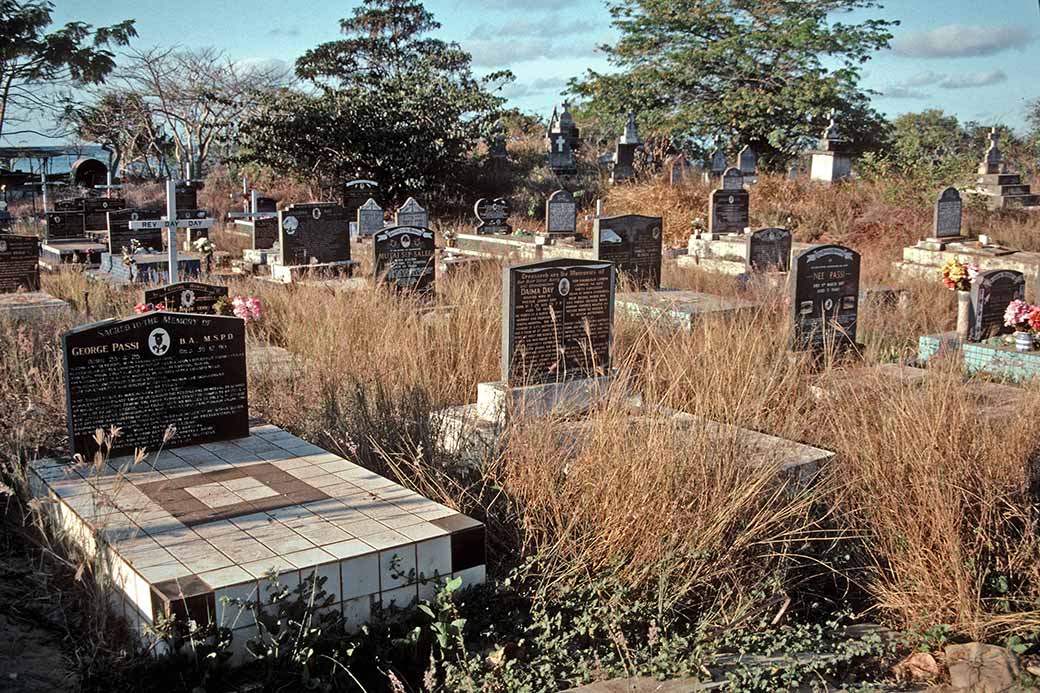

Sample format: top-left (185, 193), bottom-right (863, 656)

top-left (703, 168), bottom-right (750, 239)
top-left (790, 244), bottom-right (861, 353)
top-left (174, 181), bottom-right (212, 251)
top-left (84, 196), bottom-right (126, 236)
top-left (704, 145), bottom-right (727, 182)
top-left (473, 198), bottom-right (512, 235)
top-left (809, 111), bottom-right (853, 183)
top-left (488, 119), bottom-right (508, 160)
top-left (144, 281), bottom-right (229, 314)
top-left (231, 191), bottom-right (279, 258)
top-left (0, 233), bottom-right (70, 318)
top-left (610, 113), bottom-right (641, 184)
top-left (394, 198), bottom-right (429, 228)
top-left (546, 103), bottom-right (579, 175)
top-left (546, 189), bottom-right (577, 237)
top-left (738, 145), bottom-right (757, 181)
top-left (971, 128), bottom-right (1039, 210)
top-left (270, 202), bottom-right (357, 284)
top-left (342, 179), bottom-right (380, 238)
top-left (668, 154), bottom-right (694, 186)
top-left (373, 225), bottom-right (436, 295)
top-left (357, 199), bottom-right (385, 238)
top-left (33, 309), bottom-right (486, 660)
top-left (746, 227), bottom-right (793, 273)
top-left (593, 214), bottom-right (663, 290)
top-left (40, 204), bottom-right (107, 270)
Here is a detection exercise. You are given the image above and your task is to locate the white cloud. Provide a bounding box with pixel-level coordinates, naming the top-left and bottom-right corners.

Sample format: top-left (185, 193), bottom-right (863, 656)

top-left (497, 77), bottom-right (569, 99)
top-left (877, 85), bottom-right (930, 99)
top-left (904, 70), bottom-right (946, 87)
top-left (465, 38), bottom-right (599, 68)
top-left (891, 25), bottom-right (1035, 58)
top-left (939, 69), bottom-right (1008, 89)
top-left (469, 14), bottom-right (595, 39)
top-left (474, 0), bottom-right (580, 8)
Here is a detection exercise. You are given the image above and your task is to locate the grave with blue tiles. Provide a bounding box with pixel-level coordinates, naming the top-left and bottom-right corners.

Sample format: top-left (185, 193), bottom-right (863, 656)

top-left (31, 309), bottom-right (487, 662)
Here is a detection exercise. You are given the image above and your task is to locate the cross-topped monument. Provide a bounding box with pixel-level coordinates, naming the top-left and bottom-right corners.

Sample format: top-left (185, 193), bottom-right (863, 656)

top-left (130, 179), bottom-right (215, 281)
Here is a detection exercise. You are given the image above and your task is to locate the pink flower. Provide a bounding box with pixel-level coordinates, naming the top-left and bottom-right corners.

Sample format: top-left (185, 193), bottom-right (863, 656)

top-left (966, 263), bottom-right (979, 281)
top-left (1004, 299), bottom-right (1032, 329)
top-left (231, 295), bottom-right (262, 323)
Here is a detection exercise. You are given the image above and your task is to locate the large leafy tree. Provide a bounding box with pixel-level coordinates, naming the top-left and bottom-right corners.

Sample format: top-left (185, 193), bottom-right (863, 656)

top-left (235, 0), bottom-right (510, 202)
top-left (568, 0), bottom-right (895, 165)
top-left (0, 1), bottom-right (135, 141)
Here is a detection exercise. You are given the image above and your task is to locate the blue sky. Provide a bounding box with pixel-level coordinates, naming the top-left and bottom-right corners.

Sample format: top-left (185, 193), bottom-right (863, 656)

top-left (49, 0), bottom-right (1040, 133)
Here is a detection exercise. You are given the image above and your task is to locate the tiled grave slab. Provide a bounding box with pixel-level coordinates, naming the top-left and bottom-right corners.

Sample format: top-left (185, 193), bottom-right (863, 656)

top-left (452, 232), bottom-right (592, 263)
top-left (615, 289), bottom-right (756, 329)
top-left (29, 424), bottom-right (486, 658)
top-left (0, 291), bottom-right (70, 319)
top-left (919, 331), bottom-right (1040, 382)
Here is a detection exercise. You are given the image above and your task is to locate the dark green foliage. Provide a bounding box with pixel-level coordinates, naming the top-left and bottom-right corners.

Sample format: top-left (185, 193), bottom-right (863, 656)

top-left (568, 0), bottom-right (895, 166)
top-left (235, 0), bottom-right (511, 204)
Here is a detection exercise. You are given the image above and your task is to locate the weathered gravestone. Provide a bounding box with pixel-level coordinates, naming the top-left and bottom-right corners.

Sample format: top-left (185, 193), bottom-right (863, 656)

top-left (791, 244), bottom-right (861, 351)
top-left (395, 197), bottom-right (428, 228)
top-left (746, 227), bottom-right (792, 273)
top-left (708, 170), bottom-right (750, 236)
top-left (970, 269), bottom-right (1025, 342)
top-left (357, 199), bottom-right (384, 238)
top-left (611, 113), bottom-right (641, 183)
top-left (0, 234), bottom-right (40, 292)
top-left (738, 145), bottom-right (757, 178)
top-left (708, 147), bottom-right (727, 179)
top-left (62, 311), bottom-right (248, 457)
top-left (278, 203), bottom-right (351, 266)
top-left (46, 210), bottom-right (85, 240)
top-left (503, 258), bottom-right (615, 385)
top-left (547, 130), bottom-right (577, 175)
top-left (342, 179), bottom-right (379, 237)
top-left (593, 214), bottom-right (663, 290)
top-left (669, 154), bottom-right (692, 186)
top-left (54, 198), bottom-right (84, 212)
top-left (175, 183), bottom-right (200, 211)
top-left (474, 198), bottom-right (512, 235)
top-left (107, 209), bottom-right (164, 254)
top-left (84, 197), bottom-right (126, 232)
top-left (545, 189), bottom-right (577, 236)
top-left (373, 226), bottom-right (436, 295)
top-left (933, 187), bottom-right (963, 239)
top-left (144, 281), bottom-right (229, 314)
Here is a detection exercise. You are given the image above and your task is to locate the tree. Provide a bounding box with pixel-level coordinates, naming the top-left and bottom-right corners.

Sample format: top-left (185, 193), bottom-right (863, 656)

top-left (235, 0), bottom-right (511, 202)
top-left (61, 90), bottom-right (170, 178)
top-left (568, 0), bottom-right (895, 166)
top-left (0, 1), bottom-right (135, 141)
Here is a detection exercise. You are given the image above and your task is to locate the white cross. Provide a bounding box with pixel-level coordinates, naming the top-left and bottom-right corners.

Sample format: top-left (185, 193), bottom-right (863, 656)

top-left (555, 135), bottom-right (566, 153)
top-left (129, 178), bottom-right (215, 281)
top-left (226, 190), bottom-right (275, 221)
top-left (94, 171), bottom-right (123, 197)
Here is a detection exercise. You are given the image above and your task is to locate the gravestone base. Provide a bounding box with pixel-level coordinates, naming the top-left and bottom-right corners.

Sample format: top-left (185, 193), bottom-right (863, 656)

top-left (918, 331), bottom-right (1040, 382)
top-left (895, 242), bottom-right (1040, 298)
top-left (680, 234), bottom-right (814, 276)
top-left (269, 261), bottom-right (357, 284)
top-left (89, 252), bottom-right (202, 285)
top-left (39, 239), bottom-right (107, 271)
top-left (971, 174), bottom-right (1040, 211)
top-left (916, 236), bottom-right (973, 251)
top-left (616, 289), bottom-right (757, 330)
top-left (451, 233), bottom-right (593, 264)
top-left (29, 424), bottom-right (487, 666)
top-left (0, 291), bottom-right (71, 319)
top-left (242, 248), bottom-right (277, 267)
top-left (809, 152), bottom-right (852, 183)
top-left (248, 344), bottom-right (297, 382)
top-left (438, 251), bottom-right (493, 276)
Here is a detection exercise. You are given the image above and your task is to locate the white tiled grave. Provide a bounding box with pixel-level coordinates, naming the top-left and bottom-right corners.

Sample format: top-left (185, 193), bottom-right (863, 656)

top-left (0, 291), bottom-right (71, 319)
top-left (28, 424), bottom-right (486, 659)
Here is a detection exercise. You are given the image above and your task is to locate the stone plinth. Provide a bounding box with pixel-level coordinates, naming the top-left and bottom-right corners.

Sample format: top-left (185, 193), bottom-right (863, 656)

top-left (451, 233), bottom-right (592, 264)
top-left (895, 241), bottom-right (1040, 300)
top-left (39, 239), bottom-right (107, 270)
top-left (680, 234), bottom-right (814, 275)
top-left (616, 289), bottom-right (756, 330)
top-left (90, 252), bottom-right (202, 285)
top-left (972, 173), bottom-right (1040, 211)
top-left (809, 151), bottom-right (852, 183)
top-left (248, 345), bottom-right (297, 382)
top-left (0, 291), bottom-right (70, 319)
top-left (919, 331), bottom-right (1040, 381)
top-left (269, 260), bottom-right (357, 284)
top-left (242, 248), bottom-right (277, 267)
top-left (29, 424), bottom-right (486, 664)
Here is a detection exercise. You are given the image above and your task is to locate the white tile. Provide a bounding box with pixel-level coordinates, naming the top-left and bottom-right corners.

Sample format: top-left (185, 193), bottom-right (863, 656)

top-left (378, 584), bottom-right (417, 610)
top-left (227, 622), bottom-right (259, 667)
top-left (283, 547), bottom-right (334, 570)
top-left (340, 553), bottom-right (379, 600)
top-left (213, 578), bottom-right (259, 629)
top-left (416, 537), bottom-right (451, 582)
top-left (418, 574), bottom-right (447, 603)
top-left (324, 539), bottom-right (374, 560)
top-left (454, 565), bottom-right (486, 590)
top-left (397, 522), bottom-right (449, 542)
top-left (298, 559), bottom-right (340, 603)
top-left (343, 595), bottom-right (372, 632)
top-left (379, 545), bottom-right (417, 589)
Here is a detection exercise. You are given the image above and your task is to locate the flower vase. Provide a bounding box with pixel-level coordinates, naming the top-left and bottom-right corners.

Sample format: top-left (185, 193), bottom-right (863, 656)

top-left (956, 290), bottom-right (972, 340)
top-left (1014, 330), bottom-right (1033, 353)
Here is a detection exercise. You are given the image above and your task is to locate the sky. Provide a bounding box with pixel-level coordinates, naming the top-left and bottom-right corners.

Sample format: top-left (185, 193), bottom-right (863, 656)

top-left (40, 0), bottom-right (1040, 142)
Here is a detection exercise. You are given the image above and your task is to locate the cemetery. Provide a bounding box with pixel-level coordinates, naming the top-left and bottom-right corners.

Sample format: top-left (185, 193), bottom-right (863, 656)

top-left (3, 2), bottom-right (1040, 692)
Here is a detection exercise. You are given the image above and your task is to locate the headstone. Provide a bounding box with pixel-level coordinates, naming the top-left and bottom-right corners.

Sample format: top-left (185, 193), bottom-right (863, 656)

top-left (669, 154), bottom-right (693, 185)
top-left (357, 199), bottom-right (384, 238)
top-left (144, 281), bottom-right (229, 314)
top-left (548, 130), bottom-right (577, 175)
top-left (175, 183), bottom-right (200, 211)
top-left (256, 196), bottom-right (278, 213)
top-left (593, 214), bottom-right (663, 290)
top-left (721, 167), bottom-right (744, 190)
top-left (62, 312), bottom-right (248, 457)
top-left (502, 258), bottom-right (615, 385)
top-left (278, 203), bottom-right (351, 266)
top-left (933, 187), bottom-right (963, 239)
top-left (342, 179), bottom-right (379, 237)
top-left (0, 234), bottom-right (40, 292)
top-left (84, 197), bottom-right (126, 232)
top-left (394, 197), bottom-right (428, 228)
top-left (979, 128), bottom-right (1003, 175)
top-left (738, 145), bottom-right (757, 177)
top-left (709, 148), bottom-right (727, 176)
top-left (46, 210), bottom-right (85, 240)
top-left (373, 226), bottom-right (436, 295)
top-left (488, 119), bottom-right (508, 159)
top-left (545, 189), bottom-right (577, 236)
top-left (746, 227), bottom-right (792, 273)
top-left (970, 269), bottom-right (1025, 342)
top-left (791, 244), bottom-right (861, 352)
top-left (55, 198), bottom-right (84, 212)
top-left (611, 113), bottom-right (642, 183)
top-left (474, 197), bottom-right (512, 235)
top-left (708, 183), bottom-right (750, 236)
top-left (107, 208), bottom-right (164, 254)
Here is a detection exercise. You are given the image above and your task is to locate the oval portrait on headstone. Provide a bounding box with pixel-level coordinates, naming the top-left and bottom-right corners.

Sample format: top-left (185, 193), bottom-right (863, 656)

top-left (102, 201), bottom-right (110, 209)
top-left (727, 195), bottom-right (735, 204)
top-left (824, 298), bottom-right (834, 311)
top-left (284, 216), bottom-right (299, 234)
top-left (0, 240), bottom-right (7, 253)
top-left (652, 226), bottom-right (661, 239)
top-left (180, 289), bottom-right (196, 308)
top-left (53, 215), bottom-right (62, 224)
top-left (311, 207), bottom-right (322, 220)
top-left (400, 234), bottom-right (412, 249)
top-left (147, 328), bottom-right (171, 356)
top-left (131, 212), bottom-right (140, 221)
top-left (558, 277), bottom-right (571, 297)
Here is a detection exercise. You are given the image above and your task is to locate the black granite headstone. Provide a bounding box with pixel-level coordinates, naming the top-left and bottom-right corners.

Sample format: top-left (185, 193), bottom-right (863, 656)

top-left (144, 282), bottom-right (229, 314)
top-left (342, 179), bottom-right (379, 236)
top-left (107, 208), bottom-right (164, 254)
top-left (84, 197), bottom-right (126, 232)
top-left (791, 244), bottom-right (861, 351)
top-left (593, 214), bottom-right (663, 290)
top-left (545, 190), bottom-right (577, 235)
top-left (933, 187), bottom-right (963, 238)
top-left (54, 198), bottom-right (84, 212)
top-left (175, 183), bottom-right (200, 211)
top-left (970, 269), bottom-right (1025, 342)
top-left (0, 234), bottom-right (40, 292)
top-left (708, 188), bottom-right (750, 235)
top-left (46, 211), bottom-right (85, 240)
top-left (746, 227), bottom-right (792, 273)
top-left (503, 258), bottom-right (615, 385)
top-left (357, 199), bottom-right (384, 238)
top-left (475, 198), bottom-right (512, 235)
top-left (278, 203), bottom-right (351, 266)
top-left (373, 226), bottom-right (436, 295)
top-left (62, 312), bottom-right (248, 457)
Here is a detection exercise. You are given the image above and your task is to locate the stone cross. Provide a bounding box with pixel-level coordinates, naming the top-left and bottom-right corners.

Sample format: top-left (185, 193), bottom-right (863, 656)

top-left (129, 178), bottom-right (215, 281)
